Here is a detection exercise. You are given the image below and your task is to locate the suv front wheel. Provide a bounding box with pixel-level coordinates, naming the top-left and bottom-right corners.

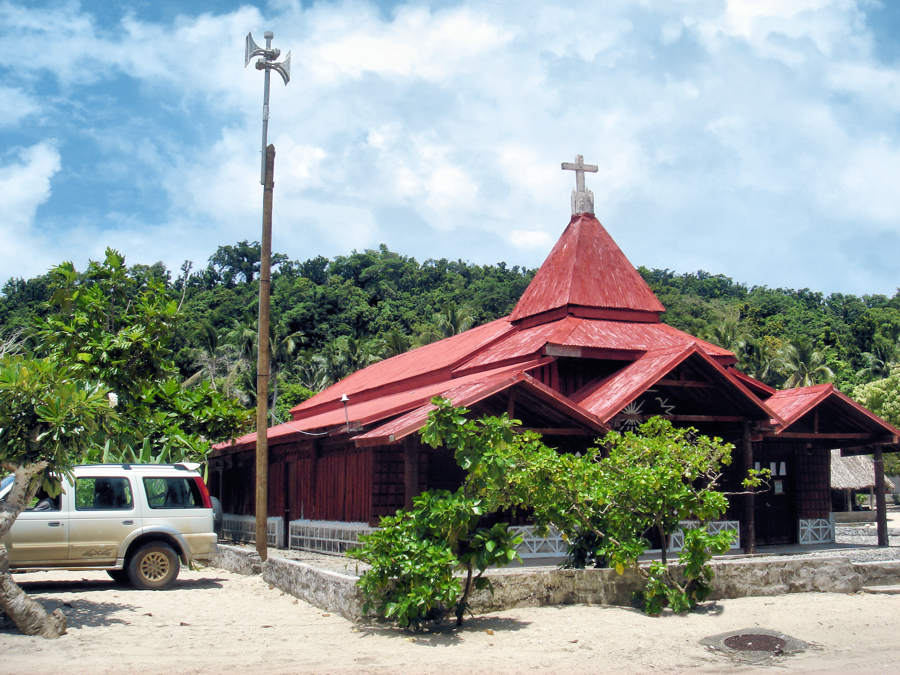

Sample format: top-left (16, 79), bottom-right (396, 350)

top-left (127, 542), bottom-right (180, 590)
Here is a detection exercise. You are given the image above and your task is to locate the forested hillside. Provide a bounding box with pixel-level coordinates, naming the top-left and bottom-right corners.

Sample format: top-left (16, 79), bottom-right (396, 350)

top-left (2, 241), bottom-right (899, 425)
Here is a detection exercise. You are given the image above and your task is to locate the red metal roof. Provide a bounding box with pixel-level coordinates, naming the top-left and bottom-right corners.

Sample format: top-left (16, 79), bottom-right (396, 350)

top-left (509, 213), bottom-right (666, 324)
top-left (572, 343), bottom-right (778, 424)
top-left (353, 371), bottom-right (607, 447)
top-left (725, 368), bottom-right (776, 398)
top-left (217, 361), bottom-right (540, 453)
top-left (767, 385), bottom-right (900, 439)
top-left (290, 318), bottom-right (516, 418)
top-left (573, 346), bottom-right (696, 422)
top-left (457, 317), bottom-right (735, 373)
top-left (765, 384), bottom-right (833, 428)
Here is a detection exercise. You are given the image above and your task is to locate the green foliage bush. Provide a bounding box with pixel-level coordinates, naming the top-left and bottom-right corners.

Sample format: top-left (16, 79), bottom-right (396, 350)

top-left (351, 399), bottom-right (742, 625)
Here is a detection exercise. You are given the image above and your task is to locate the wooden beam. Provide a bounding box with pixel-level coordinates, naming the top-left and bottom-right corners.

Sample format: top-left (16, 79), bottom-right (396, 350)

top-left (742, 422), bottom-right (755, 555)
top-left (656, 379), bottom-right (715, 388)
top-left (618, 414), bottom-right (752, 423)
top-left (404, 437), bottom-right (419, 511)
top-left (776, 432), bottom-right (872, 440)
top-left (518, 428), bottom-right (596, 436)
top-left (507, 389), bottom-right (517, 419)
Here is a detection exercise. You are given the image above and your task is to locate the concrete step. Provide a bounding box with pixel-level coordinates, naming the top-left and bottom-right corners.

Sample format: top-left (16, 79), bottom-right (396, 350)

top-left (861, 585), bottom-right (900, 594)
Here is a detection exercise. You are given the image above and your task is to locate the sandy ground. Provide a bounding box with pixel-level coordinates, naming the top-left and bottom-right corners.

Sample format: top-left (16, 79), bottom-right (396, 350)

top-left (2, 566), bottom-right (900, 675)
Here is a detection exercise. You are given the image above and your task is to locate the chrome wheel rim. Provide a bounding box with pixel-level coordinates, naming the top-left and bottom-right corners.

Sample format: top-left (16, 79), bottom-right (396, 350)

top-left (140, 551), bottom-right (170, 581)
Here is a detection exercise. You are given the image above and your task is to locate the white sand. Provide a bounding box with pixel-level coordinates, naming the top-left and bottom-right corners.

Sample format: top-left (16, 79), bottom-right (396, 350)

top-left (2, 566), bottom-right (899, 675)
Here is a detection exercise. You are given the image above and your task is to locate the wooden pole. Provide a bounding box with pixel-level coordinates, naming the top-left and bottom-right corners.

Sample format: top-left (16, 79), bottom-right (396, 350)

top-left (742, 422), bottom-right (756, 554)
top-left (874, 445), bottom-right (888, 547)
top-left (255, 144), bottom-right (275, 561)
top-left (404, 437), bottom-right (419, 511)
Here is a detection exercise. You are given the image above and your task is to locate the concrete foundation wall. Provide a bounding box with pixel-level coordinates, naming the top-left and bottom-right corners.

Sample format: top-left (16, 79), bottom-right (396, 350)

top-left (210, 548), bottom-right (900, 623)
top-left (210, 544), bottom-right (263, 576)
top-left (263, 557), bottom-right (370, 622)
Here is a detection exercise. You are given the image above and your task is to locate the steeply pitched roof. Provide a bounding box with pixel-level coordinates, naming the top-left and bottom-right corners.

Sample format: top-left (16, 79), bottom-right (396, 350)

top-left (509, 213), bottom-right (666, 325)
top-left (353, 370), bottom-right (607, 447)
top-left (218, 361), bottom-right (544, 452)
top-left (456, 317), bottom-right (735, 374)
top-left (767, 383), bottom-right (900, 444)
top-left (766, 384), bottom-right (833, 429)
top-left (572, 343), bottom-right (777, 424)
top-left (291, 318), bottom-right (516, 419)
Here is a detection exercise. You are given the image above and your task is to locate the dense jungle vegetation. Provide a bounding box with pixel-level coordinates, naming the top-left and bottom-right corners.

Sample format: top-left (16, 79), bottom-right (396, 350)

top-left (2, 240), bottom-right (900, 425)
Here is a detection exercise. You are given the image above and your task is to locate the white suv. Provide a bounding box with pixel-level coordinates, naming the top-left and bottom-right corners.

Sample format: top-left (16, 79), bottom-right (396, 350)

top-left (0, 464), bottom-right (218, 590)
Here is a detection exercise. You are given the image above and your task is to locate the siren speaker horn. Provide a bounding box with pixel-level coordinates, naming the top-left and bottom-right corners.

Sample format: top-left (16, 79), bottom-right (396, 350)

top-left (245, 32), bottom-right (266, 67)
top-left (272, 51), bottom-right (291, 85)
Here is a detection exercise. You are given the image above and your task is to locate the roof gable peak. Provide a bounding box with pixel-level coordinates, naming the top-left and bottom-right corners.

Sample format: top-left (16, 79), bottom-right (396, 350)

top-left (510, 213), bottom-right (666, 325)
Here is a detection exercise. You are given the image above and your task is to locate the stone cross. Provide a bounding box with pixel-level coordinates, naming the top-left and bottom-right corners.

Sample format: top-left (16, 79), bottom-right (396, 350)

top-left (561, 154), bottom-right (599, 215)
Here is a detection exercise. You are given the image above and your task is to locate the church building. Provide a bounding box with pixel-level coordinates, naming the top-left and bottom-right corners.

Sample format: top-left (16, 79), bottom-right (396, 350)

top-left (210, 155), bottom-right (899, 557)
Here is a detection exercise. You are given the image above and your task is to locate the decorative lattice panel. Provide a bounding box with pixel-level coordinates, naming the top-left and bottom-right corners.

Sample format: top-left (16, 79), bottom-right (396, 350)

top-left (289, 520), bottom-right (374, 554)
top-left (509, 526), bottom-right (568, 558)
top-left (669, 520), bottom-right (741, 551)
top-left (222, 514), bottom-right (282, 548)
top-left (799, 516), bottom-right (834, 545)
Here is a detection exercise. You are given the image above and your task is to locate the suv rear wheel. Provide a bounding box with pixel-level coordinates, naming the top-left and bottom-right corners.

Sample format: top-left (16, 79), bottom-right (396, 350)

top-left (107, 569), bottom-right (130, 585)
top-left (127, 542), bottom-right (180, 590)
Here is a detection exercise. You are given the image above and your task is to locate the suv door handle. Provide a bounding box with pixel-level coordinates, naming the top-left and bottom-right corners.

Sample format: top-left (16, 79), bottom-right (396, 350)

top-left (122, 520), bottom-right (134, 525)
top-left (48, 522), bottom-right (62, 527)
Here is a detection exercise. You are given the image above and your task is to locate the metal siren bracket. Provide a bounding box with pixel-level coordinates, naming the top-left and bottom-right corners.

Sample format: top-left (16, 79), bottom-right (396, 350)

top-left (245, 31), bottom-right (291, 85)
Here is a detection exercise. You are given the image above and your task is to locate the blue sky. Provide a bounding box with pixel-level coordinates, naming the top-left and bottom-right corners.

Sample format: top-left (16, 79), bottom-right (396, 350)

top-left (1, 0), bottom-right (899, 296)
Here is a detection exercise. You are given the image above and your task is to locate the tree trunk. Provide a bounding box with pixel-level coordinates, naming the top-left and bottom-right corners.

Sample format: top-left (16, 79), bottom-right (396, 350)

top-left (455, 560), bottom-right (474, 627)
top-left (0, 461), bottom-right (67, 639)
top-left (658, 521), bottom-right (668, 565)
top-left (0, 547), bottom-right (67, 638)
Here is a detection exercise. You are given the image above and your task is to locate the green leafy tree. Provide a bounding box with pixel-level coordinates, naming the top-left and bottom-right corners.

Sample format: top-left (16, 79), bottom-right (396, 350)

top-left (349, 401), bottom-right (523, 629)
top-left (778, 337), bottom-right (835, 388)
top-left (853, 366), bottom-right (900, 475)
top-left (35, 249), bottom-right (249, 464)
top-left (702, 317), bottom-right (746, 353)
top-left (0, 356), bottom-right (114, 638)
top-left (416, 400), bottom-right (738, 616)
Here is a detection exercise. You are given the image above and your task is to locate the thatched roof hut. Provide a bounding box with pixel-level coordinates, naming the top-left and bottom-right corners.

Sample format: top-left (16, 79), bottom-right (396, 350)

top-left (831, 449), bottom-right (895, 491)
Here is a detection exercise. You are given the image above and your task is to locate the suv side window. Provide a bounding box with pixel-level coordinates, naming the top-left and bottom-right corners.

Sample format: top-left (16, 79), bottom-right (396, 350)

top-left (75, 477), bottom-right (134, 510)
top-left (143, 477), bottom-right (202, 509)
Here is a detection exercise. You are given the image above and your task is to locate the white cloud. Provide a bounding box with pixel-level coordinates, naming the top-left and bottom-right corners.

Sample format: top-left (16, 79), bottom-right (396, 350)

top-left (300, 3), bottom-right (512, 84)
top-left (0, 141), bottom-right (60, 231)
top-left (0, 86), bottom-right (40, 126)
top-left (0, 0), bottom-right (898, 296)
top-left (694, 0), bottom-right (870, 64)
top-left (0, 141), bottom-right (61, 274)
top-left (824, 136), bottom-right (900, 226)
top-left (509, 229), bottom-right (553, 250)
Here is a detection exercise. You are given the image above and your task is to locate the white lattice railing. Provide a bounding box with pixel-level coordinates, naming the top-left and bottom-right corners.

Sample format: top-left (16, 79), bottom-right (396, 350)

top-left (289, 520), bottom-right (374, 554)
top-left (799, 516), bottom-right (835, 545)
top-left (509, 525), bottom-right (568, 558)
top-left (668, 520), bottom-right (741, 551)
top-left (221, 514), bottom-right (283, 548)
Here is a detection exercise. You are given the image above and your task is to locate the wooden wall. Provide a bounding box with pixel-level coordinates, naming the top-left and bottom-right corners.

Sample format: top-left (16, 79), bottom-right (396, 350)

top-left (795, 446), bottom-right (831, 520)
top-left (371, 442), bottom-right (427, 524)
top-left (210, 442), bottom-right (374, 523)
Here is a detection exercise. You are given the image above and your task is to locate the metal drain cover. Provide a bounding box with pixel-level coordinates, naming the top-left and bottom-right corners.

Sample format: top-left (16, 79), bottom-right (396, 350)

top-left (723, 633), bottom-right (786, 652)
top-left (701, 628), bottom-right (808, 664)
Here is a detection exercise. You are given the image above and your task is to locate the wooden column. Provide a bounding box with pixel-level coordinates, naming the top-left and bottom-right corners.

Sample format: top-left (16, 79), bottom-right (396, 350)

top-left (875, 445), bottom-right (888, 547)
top-left (255, 144), bottom-right (276, 561)
top-left (742, 423), bottom-right (756, 554)
top-left (404, 437), bottom-right (420, 511)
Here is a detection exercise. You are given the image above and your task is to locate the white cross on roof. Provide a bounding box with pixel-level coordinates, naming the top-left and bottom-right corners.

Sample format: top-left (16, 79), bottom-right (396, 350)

top-left (561, 154), bottom-right (598, 215)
